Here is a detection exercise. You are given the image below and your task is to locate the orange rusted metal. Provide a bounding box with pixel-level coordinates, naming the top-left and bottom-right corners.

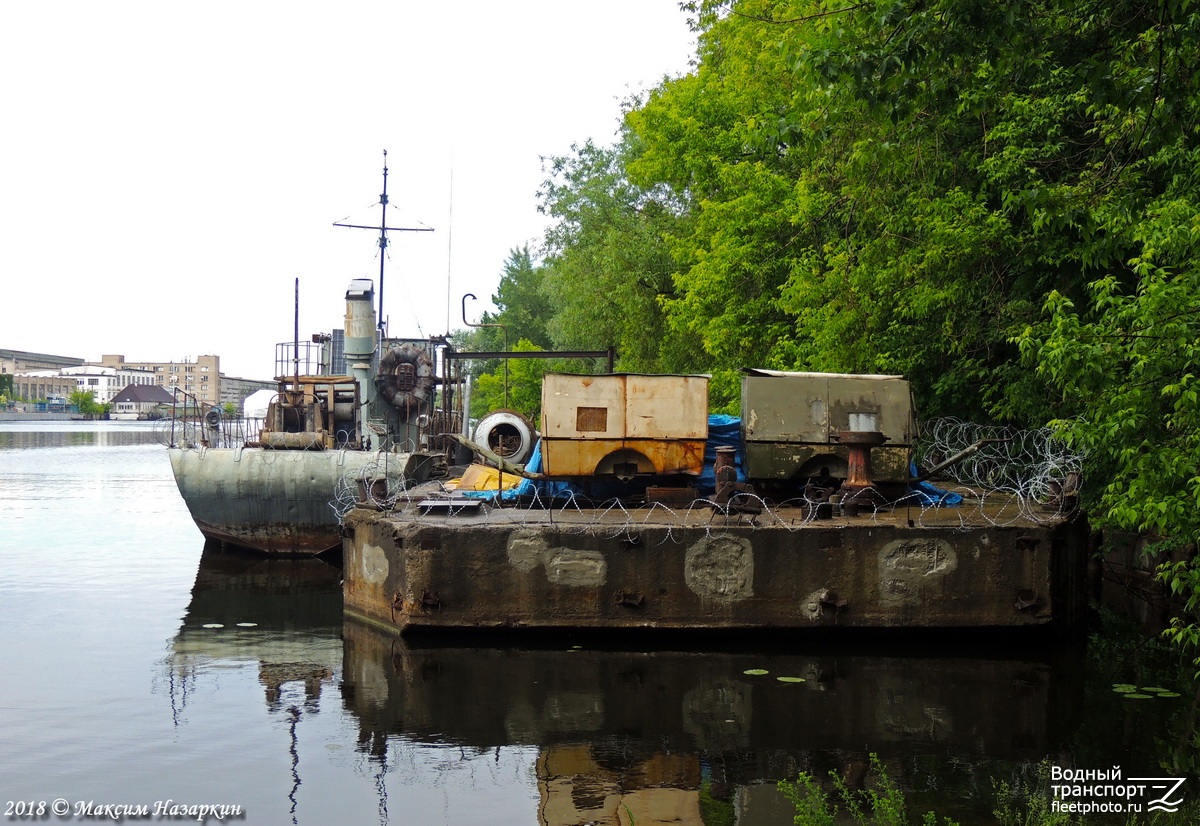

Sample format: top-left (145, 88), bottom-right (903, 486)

top-left (540, 374), bottom-right (709, 478)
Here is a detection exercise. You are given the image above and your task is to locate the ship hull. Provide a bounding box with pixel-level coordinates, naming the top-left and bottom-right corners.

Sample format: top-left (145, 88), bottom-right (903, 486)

top-left (169, 447), bottom-right (428, 556)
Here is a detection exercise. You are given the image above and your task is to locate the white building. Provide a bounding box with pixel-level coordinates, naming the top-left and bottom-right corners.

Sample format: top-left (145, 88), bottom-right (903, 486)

top-left (21, 364), bottom-right (158, 405)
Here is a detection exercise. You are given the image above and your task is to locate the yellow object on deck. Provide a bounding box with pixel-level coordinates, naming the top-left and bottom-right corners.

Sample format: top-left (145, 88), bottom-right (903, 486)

top-left (444, 463), bottom-right (524, 492)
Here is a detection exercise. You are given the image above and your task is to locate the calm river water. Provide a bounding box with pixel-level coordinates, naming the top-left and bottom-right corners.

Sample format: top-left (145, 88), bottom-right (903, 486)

top-left (0, 421), bottom-right (1192, 825)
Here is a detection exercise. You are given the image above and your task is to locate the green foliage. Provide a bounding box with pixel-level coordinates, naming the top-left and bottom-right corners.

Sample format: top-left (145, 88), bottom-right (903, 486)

top-left (698, 779), bottom-right (735, 826)
top-left (992, 762), bottom-right (1072, 826)
top-left (69, 389), bottom-right (100, 415)
top-left (779, 754), bottom-right (956, 826)
top-left (469, 340), bottom-right (556, 423)
top-left (490, 2), bottom-right (1200, 674)
top-left (539, 137), bottom-right (707, 375)
top-left (489, 245), bottom-right (553, 349)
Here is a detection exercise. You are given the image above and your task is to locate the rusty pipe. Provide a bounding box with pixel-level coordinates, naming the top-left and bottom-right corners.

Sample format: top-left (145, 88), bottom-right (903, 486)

top-left (912, 438), bottom-right (1010, 483)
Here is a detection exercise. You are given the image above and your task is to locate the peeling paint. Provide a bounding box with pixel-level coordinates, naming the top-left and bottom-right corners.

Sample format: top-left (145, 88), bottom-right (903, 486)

top-left (506, 530), bottom-right (607, 587)
top-left (685, 536), bottom-right (753, 601)
top-left (802, 589), bottom-right (827, 621)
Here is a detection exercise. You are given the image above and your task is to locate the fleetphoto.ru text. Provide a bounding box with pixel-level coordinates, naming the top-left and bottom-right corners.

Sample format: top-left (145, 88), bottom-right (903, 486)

top-left (1050, 765), bottom-right (1186, 816)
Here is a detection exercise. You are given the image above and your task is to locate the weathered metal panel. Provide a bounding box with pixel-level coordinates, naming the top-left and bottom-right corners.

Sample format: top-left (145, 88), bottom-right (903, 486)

top-left (541, 374), bottom-right (627, 439)
top-left (741, 371), bottom-right (915, 482)
top-left (624, 375), bottom-right (709, 439)
top-left (742, 372), bottom-right (913, 445)
top-left (540, 374), bottom-right (709, 477)
top-left (542, 438), bottom-right (708, 477)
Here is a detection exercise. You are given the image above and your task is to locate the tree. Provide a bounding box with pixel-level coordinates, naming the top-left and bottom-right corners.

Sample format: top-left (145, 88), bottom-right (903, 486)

top-left (456, 247), bottom-right (555, 421)
top-left (539, 137), bottom-right (709, 378)
top-left (69, 389), bottom-right (100, 416)
top-left (469, 339), bottom-right (555, 423)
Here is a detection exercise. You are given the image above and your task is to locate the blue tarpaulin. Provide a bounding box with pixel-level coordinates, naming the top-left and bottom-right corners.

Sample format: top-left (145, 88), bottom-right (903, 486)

top-left (458, 421), bottom-right (960, 508)
top-left (458, 414), bottom-right (745, 503)
top-left (907, 463), bottom-right (962, 507)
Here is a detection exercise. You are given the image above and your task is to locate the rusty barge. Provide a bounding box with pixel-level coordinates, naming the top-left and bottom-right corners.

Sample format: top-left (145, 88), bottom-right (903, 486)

top-left (342, 370), bottom-right (1089, 635)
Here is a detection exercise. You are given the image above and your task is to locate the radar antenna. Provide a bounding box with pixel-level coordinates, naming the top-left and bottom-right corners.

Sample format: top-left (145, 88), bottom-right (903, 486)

top-left (333, 150), bottom-right (434, 333)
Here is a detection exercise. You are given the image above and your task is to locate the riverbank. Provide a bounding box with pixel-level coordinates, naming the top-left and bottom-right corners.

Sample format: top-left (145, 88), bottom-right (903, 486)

top-left (0, 411), bottom-right (78, 421)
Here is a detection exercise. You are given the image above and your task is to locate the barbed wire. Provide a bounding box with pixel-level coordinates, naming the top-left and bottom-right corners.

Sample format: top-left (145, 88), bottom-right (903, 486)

top-left (338, 419), bottom-right (1083, 534)
top-left (913, 417), bottom-right (1083, 506)
top-left (341, 479), bottom-right (1079, 541)
top-left (331, 455), bottom-right (415, 521)
top-left (160, 415), bottom-right (1085, 537)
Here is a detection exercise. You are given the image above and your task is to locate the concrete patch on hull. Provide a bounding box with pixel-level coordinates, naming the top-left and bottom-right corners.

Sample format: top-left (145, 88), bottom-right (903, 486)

top-left (506, 529), bottom-right (608, 587)
top-left (879, 538), bottom-right (956, 606)
top-left (361, 543), bottom-right (390, 585)
top-left (545, 551), bottom-right (607, 587)
top-left (684, 536), bottom-right (753, 601)
top-left (802, 589), bottom-right (827, 621)
top-left (507, 529), bottom-right (546, 572)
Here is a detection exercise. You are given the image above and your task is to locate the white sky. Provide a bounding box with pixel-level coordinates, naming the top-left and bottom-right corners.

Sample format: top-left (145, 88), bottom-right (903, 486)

top-left (1, 2), bottom-right (695, 379)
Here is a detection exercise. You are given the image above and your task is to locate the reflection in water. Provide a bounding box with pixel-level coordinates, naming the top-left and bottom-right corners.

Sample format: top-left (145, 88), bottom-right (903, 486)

top-left (0, 421), bottom-right (161, 450)
top-left (169, 543), bottom-right (343, 709)
top-left (161, 541), bottom-right (1086, 824)
top-left (8, 421), bottom-right (1176, 825)
top-left (341, 622), bottom-right (1084, 825)
top-left (167, 544), bottom-right (344, 825)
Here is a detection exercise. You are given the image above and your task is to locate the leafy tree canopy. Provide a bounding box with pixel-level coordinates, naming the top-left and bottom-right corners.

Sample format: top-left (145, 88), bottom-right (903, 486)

top-left (469, 0), bottom-right (1200, 584)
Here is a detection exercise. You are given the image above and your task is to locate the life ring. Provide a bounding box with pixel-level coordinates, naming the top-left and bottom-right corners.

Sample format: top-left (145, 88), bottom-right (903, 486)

top-left (376, 344), bottom-right (435, 415)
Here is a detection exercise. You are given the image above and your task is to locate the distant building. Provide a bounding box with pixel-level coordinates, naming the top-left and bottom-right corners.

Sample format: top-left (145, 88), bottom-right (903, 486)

top-left (20, 364), bottom-right (158, 406)
top-left (99, 354), bottom-right (223, 407)
top-left (4, 349), bottom-right (275, 413)
top-left (2, 349), bottom-right (84, 401)
top-left (110, 383), bottom-right (178, 420)
top-left (0, 348), bottom-right (85, 374)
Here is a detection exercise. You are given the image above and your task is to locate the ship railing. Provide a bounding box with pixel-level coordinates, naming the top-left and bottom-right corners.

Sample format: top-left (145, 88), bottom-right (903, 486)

top-left (158, 388), bottom-right (264, 450)
top-left (275, 341), bottom-right (330, 380)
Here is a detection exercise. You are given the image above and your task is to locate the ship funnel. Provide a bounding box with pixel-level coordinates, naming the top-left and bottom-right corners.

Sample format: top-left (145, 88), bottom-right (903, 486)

top-left (345, 278), bottom-right (377, 412)
top-left (344, 278), bottom-right (377, 361)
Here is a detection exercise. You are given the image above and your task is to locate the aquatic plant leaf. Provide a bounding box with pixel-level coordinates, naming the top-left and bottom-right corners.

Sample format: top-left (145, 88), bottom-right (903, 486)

top-left (1123, 693), bottom-right (1153, 699)
top-left (201, 623), bottom-right (223, 629)
top-left (743, 668), bottom-right (769, 676)
top-left (776, 676), bottom-right (805, 683)
top-left (1112, 683), bottom-right (1136, 692)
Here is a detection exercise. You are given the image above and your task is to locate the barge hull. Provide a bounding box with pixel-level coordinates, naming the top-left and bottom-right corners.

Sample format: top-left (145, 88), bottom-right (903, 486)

top-left (343, 507), bottom-right (1088, 633)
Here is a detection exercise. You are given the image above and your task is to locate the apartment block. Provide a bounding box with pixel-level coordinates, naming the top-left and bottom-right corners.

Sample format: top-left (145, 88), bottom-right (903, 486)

top-left (100, 354), bottom-right (222, 407)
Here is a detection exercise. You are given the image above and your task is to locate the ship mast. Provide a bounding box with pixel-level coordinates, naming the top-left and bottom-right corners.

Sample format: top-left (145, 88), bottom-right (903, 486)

top-left (333, 150), bottom-right (433, 334)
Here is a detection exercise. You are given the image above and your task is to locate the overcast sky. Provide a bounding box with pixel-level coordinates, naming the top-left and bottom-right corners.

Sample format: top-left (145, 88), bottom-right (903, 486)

top-left (1, 2), bottom-right (695, 379)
